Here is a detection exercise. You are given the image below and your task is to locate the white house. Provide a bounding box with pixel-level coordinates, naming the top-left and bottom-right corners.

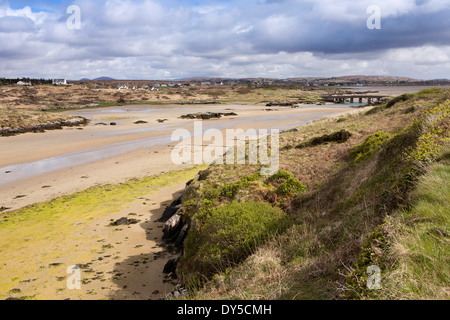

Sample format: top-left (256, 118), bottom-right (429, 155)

top-left (52, 79), bottom-right (67, 85)
top-left (17, 81), bottom-right (31, 86)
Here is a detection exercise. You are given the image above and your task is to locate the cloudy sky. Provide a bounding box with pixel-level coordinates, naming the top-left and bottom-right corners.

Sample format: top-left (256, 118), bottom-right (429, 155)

top-left (1, 0), bottom-right (450, 80)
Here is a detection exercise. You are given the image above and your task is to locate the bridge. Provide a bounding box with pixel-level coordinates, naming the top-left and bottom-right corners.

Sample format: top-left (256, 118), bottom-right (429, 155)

top-left (322, 94), bottom-right (389, 104)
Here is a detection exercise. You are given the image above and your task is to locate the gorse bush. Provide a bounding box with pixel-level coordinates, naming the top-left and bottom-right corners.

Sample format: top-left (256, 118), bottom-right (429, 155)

top-left (406, 101), bottom-right (450, 163)
top-left (385, 93), bottom-right (414, 109)
top-left (240, 172), bottom-right (262, 183)
top-left (266, 170), bottom-right (307, 196)
top-left (350, 132), bottom-right (392, 164)
top-left (277, 177), bottom-right (307, 196)
top-left (267, 169), bottom-right (293, 181)
top-left (179, 201), bottom-right (286, 284)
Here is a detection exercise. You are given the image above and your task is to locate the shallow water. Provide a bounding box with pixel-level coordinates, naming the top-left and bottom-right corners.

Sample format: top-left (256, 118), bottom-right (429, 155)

top-left (0, 106), bottom-right (354, 187)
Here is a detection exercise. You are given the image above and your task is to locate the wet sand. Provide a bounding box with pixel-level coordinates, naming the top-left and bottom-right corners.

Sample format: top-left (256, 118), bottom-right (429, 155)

top-left (0, 103), bottom-right (355, 211)
top-left (0, 102), bottom-right (363, 300)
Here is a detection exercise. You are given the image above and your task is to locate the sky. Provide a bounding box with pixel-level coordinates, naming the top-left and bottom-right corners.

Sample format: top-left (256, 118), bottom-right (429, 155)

top-left (1, 0), bottom-right (450, 80)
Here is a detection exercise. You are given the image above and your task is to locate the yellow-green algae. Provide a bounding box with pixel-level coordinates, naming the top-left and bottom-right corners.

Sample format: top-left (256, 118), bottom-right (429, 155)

top-left (0, 166), bottom-right (206, 299)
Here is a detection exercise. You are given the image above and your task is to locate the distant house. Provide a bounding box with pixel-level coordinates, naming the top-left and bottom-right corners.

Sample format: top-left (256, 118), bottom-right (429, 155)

top-left (17, 81), bottom-right (31, 86)
top-left (52, 79), bottom-right (67, 85)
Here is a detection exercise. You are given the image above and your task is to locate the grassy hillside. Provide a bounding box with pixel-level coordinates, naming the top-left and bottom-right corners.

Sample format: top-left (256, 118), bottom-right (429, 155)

top-left (175, 88), bottom-right (450, 300)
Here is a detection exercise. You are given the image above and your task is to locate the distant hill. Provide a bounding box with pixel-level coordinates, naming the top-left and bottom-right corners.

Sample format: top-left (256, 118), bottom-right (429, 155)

top-left (430, 78), bottom-right (450, 82)
top-left (287, 75), bottom-right (420, 82)
top-left (79, 77), bottom-right (116, 81)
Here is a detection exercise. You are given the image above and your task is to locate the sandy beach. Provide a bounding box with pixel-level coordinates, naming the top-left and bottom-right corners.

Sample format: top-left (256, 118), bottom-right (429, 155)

top-left (0, 102), bottom-right (362, 300)
top-left (0, 103), bottom-right (356, 211)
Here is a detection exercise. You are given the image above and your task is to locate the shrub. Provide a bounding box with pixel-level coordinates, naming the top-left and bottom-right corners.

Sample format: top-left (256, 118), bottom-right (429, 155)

top-left (385, 94), bottom-right (414, 109)
top-left (406, 101), bottom-right (450, 163)
top-left (240, 172), bottom-right (262, 183)
top-left (180, 201), bottom-right (286, 282)
top-left (350, 132), bottom-right (392, 164)
top-left (267, 169), bottom-right (292, 182)
top-left (219, 182), bottom-right (245, 198)
top-left (277, 177), bottom-right (307, 196)
top-left (365, 105), bottom-right (386, 116)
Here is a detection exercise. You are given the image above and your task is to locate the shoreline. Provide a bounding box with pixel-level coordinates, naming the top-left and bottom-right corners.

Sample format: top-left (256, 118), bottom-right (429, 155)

top-left (0, 104), bottom-right (358, 212)
top-left (0, 104), bottom-right (370, 300)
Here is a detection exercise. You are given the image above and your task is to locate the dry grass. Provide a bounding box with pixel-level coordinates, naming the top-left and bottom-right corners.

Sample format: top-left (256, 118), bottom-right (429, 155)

top-left (187, 89), bottom-right (450, 300)
top-left (0, 107), bottom-right (70, 129)
top-left (0, 84), bottom-right (327, 111)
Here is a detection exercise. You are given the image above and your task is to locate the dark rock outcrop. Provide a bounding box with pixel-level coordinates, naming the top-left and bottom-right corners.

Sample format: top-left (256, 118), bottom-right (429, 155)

top-left (108, 217), bottom-right (140, 227)
top-left (162, 214), bottom-right (183, 241)
top-left (1, 117), bottom-right (89, 137)
top-left (163, 258), bottom-right (180, 275)
top-left (180, 112), bottom-right (237, 120)
top-left (161, 203), bottom-right (182, 223)
top-left (296, 130), bottom-right (352, 149)
top-left (266, 101), bottom-right (296, 107)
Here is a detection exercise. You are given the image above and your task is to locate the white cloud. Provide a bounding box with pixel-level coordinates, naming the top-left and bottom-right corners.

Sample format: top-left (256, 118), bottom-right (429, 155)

top-left (0, 0), bottom-right (450, 79)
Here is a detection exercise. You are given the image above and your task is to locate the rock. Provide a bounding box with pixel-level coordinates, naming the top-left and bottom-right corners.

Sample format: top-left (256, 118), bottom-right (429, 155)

top-left (198, 170), bottom-right (210, 181)
top-left (109, 217), bottom-right (140, 227)
top-left (161, 203), bottom-right (182, 222)
top-left (297, 130), bottom-right (352, 148)
top-left (95, 122), bottom-right (108, 126)
top-left (266, 101), bottom-right (295, 107)
top-left (110, 122), bottom-right (117, 126)
top-left (63, 118), bottom-right (87, 127)
top-left (175, 224), bottom-right (190, 247)
top-left (166, 286), bottom-right (187, 300)
top-left (1, 118), bottom-right (88, 137)
top-left (163, 214), bottom-right (183, 240)
top-left (157, 119), bottom-right (168, 123)
top-left (180, 112), bottom-right (236, 120)
top-left (163, 258), bottom-right (179, 275)
top-left (8, 288), bottom-right (21, 294)
top-left (48, 263), bottom-right (63, 267)
top-left (134, 120), bottom-right (148, 124)
top-left (284, 128), bottom-right (300, 133)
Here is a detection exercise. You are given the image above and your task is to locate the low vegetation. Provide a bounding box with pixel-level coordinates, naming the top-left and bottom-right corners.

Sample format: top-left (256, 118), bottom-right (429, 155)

top-left (0, 107), bottom-right (70, 129)
top-left (175, 88), bottom-right (450, 300)
top-left (180, 201), bottom-right (286, 287)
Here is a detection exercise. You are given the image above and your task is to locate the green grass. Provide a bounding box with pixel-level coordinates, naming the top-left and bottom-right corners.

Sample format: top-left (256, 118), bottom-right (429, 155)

top-left (381, 154), bottom-right (450, 299)
top-left (179, 201), bottom-right (287, 288)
